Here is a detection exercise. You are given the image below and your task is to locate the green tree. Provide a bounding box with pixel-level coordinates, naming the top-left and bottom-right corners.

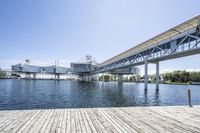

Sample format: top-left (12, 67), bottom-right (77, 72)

top-left (99, 74), bottom-right (110, 81)
top-left (129, 76), bottom-right (136, 81)
top-left (162, 70), bottom-right (200, 83)
top-left (0, 70), bottom-right (6, 78)
top-left (103, 75), bottom-right (110, 81)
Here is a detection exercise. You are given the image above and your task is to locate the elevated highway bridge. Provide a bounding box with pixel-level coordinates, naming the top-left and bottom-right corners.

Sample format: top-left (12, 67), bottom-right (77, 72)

top-left (93, 15), bottom-right (200, 90)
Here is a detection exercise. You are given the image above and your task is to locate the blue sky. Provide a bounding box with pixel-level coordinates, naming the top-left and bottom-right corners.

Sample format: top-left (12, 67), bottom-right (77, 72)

top-left (0, 0), bottom-right (200, 74)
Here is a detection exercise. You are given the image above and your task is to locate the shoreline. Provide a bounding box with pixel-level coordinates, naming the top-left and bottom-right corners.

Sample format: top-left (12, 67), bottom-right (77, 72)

top-left (1, 78), bottom-right (200, 86)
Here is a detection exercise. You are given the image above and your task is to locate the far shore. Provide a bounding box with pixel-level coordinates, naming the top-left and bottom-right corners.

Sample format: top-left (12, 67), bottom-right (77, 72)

top-left (1, 78), bottom-right (200, 86)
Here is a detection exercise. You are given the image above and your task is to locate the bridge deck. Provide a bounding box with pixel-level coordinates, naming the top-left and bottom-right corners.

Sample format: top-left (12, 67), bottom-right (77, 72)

top-left (97, 15), bottom-right (200, 68)
top-left (0, 106), bottom-right (200, 133)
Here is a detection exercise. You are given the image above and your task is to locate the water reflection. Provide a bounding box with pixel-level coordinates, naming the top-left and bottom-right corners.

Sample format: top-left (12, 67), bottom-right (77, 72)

top-left (0, 79), bottom-right (200, 110)
top-left (143, 89), bottom-right (149, 105)
top-left (154, 90), bottom-right (160, 106)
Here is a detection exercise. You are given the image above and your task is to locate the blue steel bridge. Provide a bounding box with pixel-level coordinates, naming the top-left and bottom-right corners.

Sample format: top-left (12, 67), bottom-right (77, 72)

top-left (11, 15), bottom-right (200, 90)
top-left (94, 15), bottom-right (200, 90)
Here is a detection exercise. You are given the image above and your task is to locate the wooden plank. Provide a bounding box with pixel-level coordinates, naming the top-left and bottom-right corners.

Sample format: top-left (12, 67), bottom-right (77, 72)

top-left (49, 109), bottom-right (60, 133)
top-left (76, 108), bottom-right (87, 133)
top-left (43, 109), bottom-right (56, 133)
top-left (1, 110), bottom-right (34, 132)
top-left (0, 106), bottom-right (200, 133)
top-left (39, 109), bottom-right (54, 132)
top-left (17, 110), bottom-right (46, 133)
top-left (120, 107), bottom-right (182, 133)
top-left (106, 108), bottom-right (143, 133)
top-left (143, 107), bottom-right (200, 132)
top-left (99, 108), bottom-right (128, 133)
top-left (28, 109), bottom-right (51, 133)
top-left (107, 108), bottom-right (147, 133)
top-left (88, 108), bottom-right (107, 133)
top-left (0, 111), bottom-right (21, 130)
top-left (55, 109), bottom-right (64, 133)
top-left (66, 109), bottom-right (71, 133)
top-left (70, 109), bottom-right (76, 133)
top-left (60, 109), bottom-right (67, 133)
top-left (79, 108), bottom-right (93, 133)
top-left (92, 108), bottom-right (116, 133)
top-left (82, 108), bottom-right (98, 133)
top-left (74, 109), bottom-right (82, 133)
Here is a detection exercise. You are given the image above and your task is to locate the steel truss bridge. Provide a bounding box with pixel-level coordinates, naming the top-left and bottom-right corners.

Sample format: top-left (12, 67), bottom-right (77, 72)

top-left (93, 15), bottom-right (200, 90)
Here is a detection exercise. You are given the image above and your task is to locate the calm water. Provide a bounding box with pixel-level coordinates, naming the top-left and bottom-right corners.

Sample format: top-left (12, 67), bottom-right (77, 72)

top-left (0, 79), bottom-right (200, 110)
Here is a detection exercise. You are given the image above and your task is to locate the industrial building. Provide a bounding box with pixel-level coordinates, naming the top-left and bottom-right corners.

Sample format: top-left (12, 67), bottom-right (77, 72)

top-left (11, 55), bottom-right (141, 81)
top-left (12, 64), bottom-right (71, 74)
top-left (11, 63), bottom-right (73, 80)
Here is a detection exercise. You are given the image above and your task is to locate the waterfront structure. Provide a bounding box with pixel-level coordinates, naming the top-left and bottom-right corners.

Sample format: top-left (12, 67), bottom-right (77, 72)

top-left (70, 63), bottom-right (93, 73)
top-left (11, 63), bottom-right (73, 80)
top-left (70, 55), bottom-right (97, 74)
top-left (11, 16), bottom-right (200, 89)
top-left (69, 56), bottom-right (140, 81)
top-left (70, 62), bottom-right (95, 81)
top-left (0, 106), bottom-right (200, 132)
top-left (93, 15), bottom-right (200, 90)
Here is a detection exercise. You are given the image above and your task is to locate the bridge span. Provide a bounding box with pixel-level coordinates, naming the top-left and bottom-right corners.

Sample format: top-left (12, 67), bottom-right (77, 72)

top-left (9, 15), bottom-right (200, 90)
top-left (93, 15), bottom-right (200, 90)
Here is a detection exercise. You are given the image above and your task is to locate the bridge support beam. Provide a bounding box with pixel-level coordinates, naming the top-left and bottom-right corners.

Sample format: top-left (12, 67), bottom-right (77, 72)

top-left (102, 73), bottom-right (105, 81)
top-left (144, 60), bottom-right (148, 90)
top-left (33, 73), bottom-right (36, 79)
top-left (79, 75), bottom-right (92, 82)
top-left (55, 74), bottom-right (60, 80)
top-left (156, 62), bottom-right (159, 91)
top-left (86, 75), bottom-right (92, 82)
top-left (92, 74), bottom-right (99, 81)
top-left (118, 74), bottom-right (123, 82)
top-left (25, 73), bottom-right (31, 79)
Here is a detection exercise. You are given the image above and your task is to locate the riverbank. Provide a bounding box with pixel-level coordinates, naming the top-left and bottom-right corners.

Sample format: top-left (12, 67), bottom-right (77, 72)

top-left (0, 106), bottom-right (200, 132)
top-left (1, 78), bottom-right (200, 86)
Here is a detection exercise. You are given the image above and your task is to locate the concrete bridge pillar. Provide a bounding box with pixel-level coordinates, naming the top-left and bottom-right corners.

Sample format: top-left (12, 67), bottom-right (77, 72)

top-left (94, 74), bottom-right (99, 81)
top-left (33, 73), bottom-right (36, 79)
top-left (156, 62), bottom-right (160, 91)
top-left (79, 75), bottom-right (92, 82)
top-left (55, 74), bottom-right (60, 80)
top-left (86, 75), bottom-right (92, 82)
top-left (144, 60), bottom-right (148, 90)
top-left (102, 73), bottom-right (105, 81)
top-left (25, 73), bottom-right (31, 79)
top-left (118, 74), bottom-right (123, 82)
top-left (78, 75), bottom-right (83, 81)
top-left (97, 74), bottom-right (100, 81)
top-left (58, 74), bottom-right (60, 80)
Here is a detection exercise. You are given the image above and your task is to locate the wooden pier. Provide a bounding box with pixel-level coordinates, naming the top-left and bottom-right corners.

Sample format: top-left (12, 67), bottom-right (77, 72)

top-left (0, 106), bottom-right (200, 133)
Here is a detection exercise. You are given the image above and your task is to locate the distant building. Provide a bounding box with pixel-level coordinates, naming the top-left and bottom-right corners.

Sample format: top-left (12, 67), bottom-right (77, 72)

top-left (139, 76), bottom-right (152, 82)
top-left (43, 66), bottom-right (70, 74)
top-left (11, 63), bottom-right (77, 80)
top-left (70, 63), bottom-right (93, 73)
top-left (12, 64), bottom-right (71, 74)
